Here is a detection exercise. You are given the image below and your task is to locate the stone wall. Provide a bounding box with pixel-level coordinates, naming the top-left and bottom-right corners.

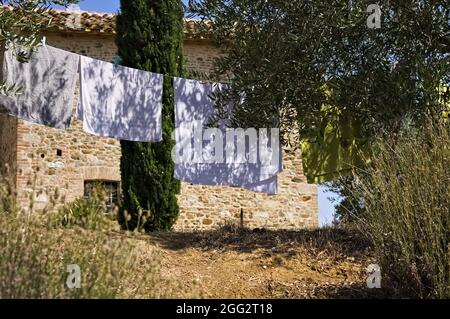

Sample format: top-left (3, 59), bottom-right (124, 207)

top-left (42, 32), bottom-right (221, 71)
top-left (15, 117), bottom-right (121, 210)
top-left (7, 30), bottom-right (318, 229)
top-left (175, 147), bottom-right (318, 231)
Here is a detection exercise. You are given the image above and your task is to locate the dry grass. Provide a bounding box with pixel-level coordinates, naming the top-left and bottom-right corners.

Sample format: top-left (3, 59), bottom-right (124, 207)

top-left (0, 182), bottom-right (198, 299)
top-left (135, 223), bottom-right (379, 298)
top-left (4, 123), bottom-right (447, 299)
top-left (0, 184), bottom-right (376, 299)
top-left (12, 133), bottom-right (449, 299)
top-left (351, 120), bottom-right (450, 298)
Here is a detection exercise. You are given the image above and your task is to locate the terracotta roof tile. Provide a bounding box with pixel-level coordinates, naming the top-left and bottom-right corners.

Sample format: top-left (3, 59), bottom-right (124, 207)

top-left (1, 6), bottom-right (211, 39)
top-left (44, 8), bottom-right (211, 39)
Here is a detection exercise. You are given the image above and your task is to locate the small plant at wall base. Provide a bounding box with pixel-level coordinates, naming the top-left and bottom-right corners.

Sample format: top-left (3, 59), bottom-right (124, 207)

top-left (116, 0), bottom-right (186, 232)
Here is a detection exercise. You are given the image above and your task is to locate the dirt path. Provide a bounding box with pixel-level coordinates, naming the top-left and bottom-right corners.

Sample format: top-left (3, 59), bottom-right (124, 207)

top-left (129, 226), bottom-right (379, 298)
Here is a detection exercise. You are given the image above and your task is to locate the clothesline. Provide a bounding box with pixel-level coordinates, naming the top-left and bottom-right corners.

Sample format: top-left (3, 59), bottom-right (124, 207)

top-left (9, 39), bottom-right (228, 85)
top-left (112, 53), bottom-right (229, 85)
top-left (0, 43), bottom-right (281, 195)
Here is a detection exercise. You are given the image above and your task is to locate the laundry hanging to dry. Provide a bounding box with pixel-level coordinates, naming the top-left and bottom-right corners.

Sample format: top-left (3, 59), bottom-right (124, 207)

top-left (78, 55), bottom-right (164, 142)
top-left (173, 77), bottom-right (282, 195)
top-left (0, 44), bottom-right (283, 194)
top-left (0, 44), bottom-right (79, 129)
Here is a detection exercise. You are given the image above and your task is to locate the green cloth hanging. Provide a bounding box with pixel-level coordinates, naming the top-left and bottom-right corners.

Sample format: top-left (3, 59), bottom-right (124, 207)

top-left (301, 105), bottom-right (371, 184)
top-left (301, 84), bottom-right (449, 184)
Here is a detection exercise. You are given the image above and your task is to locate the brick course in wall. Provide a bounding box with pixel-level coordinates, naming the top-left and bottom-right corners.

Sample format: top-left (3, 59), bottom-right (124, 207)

top-left (0, 22), bottom-right (318, 230)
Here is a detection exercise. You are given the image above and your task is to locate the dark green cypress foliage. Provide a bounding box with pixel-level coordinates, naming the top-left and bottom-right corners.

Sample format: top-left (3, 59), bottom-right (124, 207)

top-left (115, 0), bottom-right (185, 231)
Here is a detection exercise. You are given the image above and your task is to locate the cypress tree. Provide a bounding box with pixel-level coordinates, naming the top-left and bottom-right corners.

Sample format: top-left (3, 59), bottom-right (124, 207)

top-left (116, 0), bottom-right (185, 231)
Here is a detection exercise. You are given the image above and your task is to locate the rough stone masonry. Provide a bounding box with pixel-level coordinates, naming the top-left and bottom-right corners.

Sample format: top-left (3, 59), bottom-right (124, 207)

top-left (0, 10), bottom-right (318, 231)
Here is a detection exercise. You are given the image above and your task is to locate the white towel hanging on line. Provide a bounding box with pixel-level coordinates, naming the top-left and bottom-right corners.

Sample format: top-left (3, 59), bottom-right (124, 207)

top-left (0, 44), bottom-right (79, 129)
top-left (78, 55), bottom-right (164, 142)
top-left (173, 77), bottom-right (282, 195)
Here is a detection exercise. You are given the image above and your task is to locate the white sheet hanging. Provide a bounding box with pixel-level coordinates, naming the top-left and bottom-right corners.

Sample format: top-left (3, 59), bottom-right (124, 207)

top-left (173, 77), bottom-right (282, 194)
top-left (79, 56), bottom-right (163, 142)
top-left (0, 44), bottom-right (79, 129)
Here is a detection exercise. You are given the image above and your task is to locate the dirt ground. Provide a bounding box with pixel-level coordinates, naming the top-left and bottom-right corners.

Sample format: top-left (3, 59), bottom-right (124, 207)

top-left (123, 225), bottom-right (384, 298)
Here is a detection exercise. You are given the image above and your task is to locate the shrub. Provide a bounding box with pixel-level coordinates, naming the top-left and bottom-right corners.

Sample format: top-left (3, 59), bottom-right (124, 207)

top-left (0, 184), bottom-right (189, 299)
top-left (52, 185), bottom-right (116, 231)
top-left (352, 120), bottom-right (449, 298)
top-left (0, 173), bottom-right (16, 214)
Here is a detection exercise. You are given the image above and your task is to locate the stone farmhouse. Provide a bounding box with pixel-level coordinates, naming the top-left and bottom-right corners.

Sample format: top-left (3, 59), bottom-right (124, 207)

top-left (0, 9), bottom-right (318, 231)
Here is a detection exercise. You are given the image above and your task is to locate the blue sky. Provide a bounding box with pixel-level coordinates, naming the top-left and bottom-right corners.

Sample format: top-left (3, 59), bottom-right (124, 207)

top-left (53, 0), bottom-right (191, 12)
top-left (55, 0), bottom-right (338, 226)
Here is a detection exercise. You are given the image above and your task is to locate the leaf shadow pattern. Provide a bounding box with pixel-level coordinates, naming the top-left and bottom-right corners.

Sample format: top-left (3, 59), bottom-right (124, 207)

top-left (0, 45), bottom-right (78, 129)
top-left (173, 77), bottom-right (281, 193)
top-left (79, 56), bottom-right (163, 142)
